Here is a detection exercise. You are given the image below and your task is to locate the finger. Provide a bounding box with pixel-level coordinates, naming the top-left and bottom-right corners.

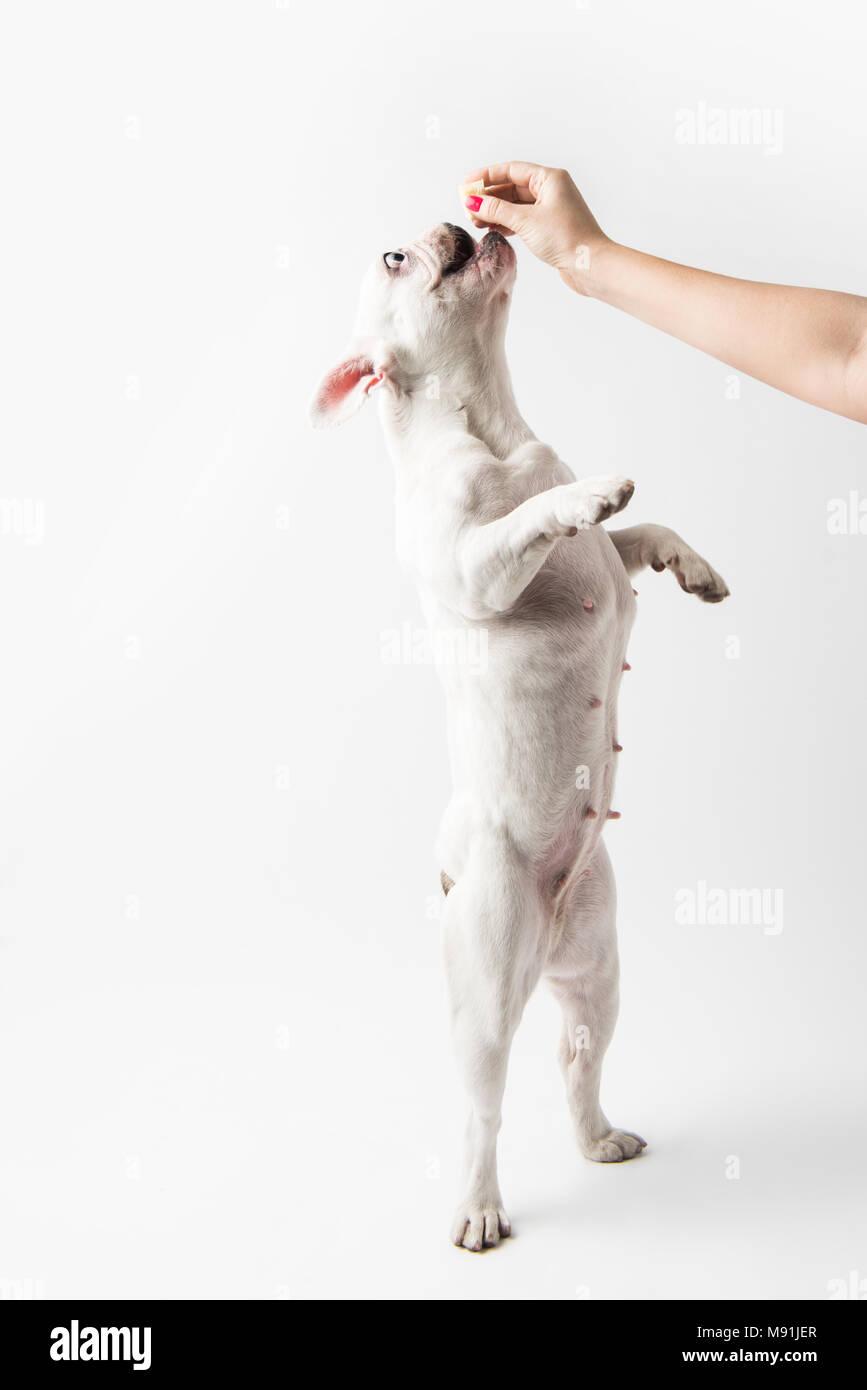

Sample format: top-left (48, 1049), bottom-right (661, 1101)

top-left (468, 217), bottom-right (518, 237)
top-left (463, 160), bottom-right (547, 189)
top-left (484, 182), bottom-right (536, 205)
top-left (465, 190), bottom-right (524, 233)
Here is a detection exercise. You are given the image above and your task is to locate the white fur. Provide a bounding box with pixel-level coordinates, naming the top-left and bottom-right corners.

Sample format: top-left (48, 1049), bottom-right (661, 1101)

top-left (311, 224), bottom-right (728, 1251)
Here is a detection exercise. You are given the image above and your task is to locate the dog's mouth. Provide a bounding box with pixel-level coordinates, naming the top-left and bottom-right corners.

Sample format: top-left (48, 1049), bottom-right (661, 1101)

top-left (440, 223), bottom-right (511, 278)
top-left (411, 223), bottom-right (514, 291)
top-left (441, 223), bottom-right (478, 275)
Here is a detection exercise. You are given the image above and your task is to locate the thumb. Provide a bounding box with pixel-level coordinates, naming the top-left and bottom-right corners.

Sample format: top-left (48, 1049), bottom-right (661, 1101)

top-left (466, 191), bottom-right (524, 234)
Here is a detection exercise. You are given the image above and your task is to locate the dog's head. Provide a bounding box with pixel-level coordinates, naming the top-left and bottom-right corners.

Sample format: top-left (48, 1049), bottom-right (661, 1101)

top-left (310, 223), bottom-right (516, 428)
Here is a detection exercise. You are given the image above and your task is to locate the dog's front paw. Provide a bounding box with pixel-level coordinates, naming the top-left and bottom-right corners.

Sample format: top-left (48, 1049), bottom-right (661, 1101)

top-left (555, 476), bottom-right (635, 532)
top-left (450, 1200), bottom-right (512, 1252)
top-left (653, 546), bottom-right (729, 603)
top-left (581, 1128), bottom-right (647, 1162)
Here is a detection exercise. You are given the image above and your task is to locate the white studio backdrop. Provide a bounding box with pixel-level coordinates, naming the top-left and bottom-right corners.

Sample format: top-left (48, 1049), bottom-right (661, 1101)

top-left (0, 0), bottom-right (865, 1300)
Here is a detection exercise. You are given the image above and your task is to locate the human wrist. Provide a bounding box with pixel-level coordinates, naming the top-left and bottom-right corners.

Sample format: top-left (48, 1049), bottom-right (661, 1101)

top-left (560, 236), bottom-right (622, 299)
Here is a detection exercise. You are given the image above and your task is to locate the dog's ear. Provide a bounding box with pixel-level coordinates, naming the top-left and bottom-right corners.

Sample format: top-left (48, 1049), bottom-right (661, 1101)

top-left (309, 349), bottom-right (388, 428)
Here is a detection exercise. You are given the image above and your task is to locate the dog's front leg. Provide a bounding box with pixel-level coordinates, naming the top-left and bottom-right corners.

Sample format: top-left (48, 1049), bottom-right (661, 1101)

top-left (442, 833), bottom-right (545, 1251)
top-left (608, 523), bottom-right (729, 602)
top-left (457, 474), bottom-right (634, 617)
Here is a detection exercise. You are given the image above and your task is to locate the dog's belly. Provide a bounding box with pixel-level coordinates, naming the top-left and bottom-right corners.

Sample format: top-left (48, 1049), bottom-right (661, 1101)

top-left (433, 528), bottom-right (635, 888)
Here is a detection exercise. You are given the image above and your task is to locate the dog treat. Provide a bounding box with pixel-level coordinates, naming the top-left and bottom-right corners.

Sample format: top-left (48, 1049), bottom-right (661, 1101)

top-left (459, 179), bottom-right (484, 202)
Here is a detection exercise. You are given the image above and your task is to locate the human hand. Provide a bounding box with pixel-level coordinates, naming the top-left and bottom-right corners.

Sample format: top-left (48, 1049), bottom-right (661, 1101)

top-left (461, 161), bottom-right (609, 292)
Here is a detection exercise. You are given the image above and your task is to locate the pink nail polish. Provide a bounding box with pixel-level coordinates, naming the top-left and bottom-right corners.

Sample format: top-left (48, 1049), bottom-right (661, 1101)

top-left (465, 195), bottom-right (482, 212)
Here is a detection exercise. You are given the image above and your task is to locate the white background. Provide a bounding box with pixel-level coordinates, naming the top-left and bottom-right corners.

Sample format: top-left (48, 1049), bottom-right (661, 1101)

top-left (1, 0), bottom-right (865, 1301)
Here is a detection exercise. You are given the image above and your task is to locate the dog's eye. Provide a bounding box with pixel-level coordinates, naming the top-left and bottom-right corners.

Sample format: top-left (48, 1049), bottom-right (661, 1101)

top-left (383, 251), bottom-right (406, 270)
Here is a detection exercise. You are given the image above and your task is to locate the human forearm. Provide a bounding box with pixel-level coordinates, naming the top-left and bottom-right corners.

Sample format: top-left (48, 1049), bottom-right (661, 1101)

top-left (463, 161), bottom-right (867, 425)
top-left (582, 243), bottom-right (867, 423)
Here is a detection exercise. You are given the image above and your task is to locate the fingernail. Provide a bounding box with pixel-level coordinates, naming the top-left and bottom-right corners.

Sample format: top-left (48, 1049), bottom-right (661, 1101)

top-left (465, 195), bottom-right (482, 212)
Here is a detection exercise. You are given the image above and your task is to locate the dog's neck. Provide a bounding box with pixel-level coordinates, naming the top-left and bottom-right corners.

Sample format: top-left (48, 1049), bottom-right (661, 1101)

top-left (378, 354), bottom-right (536, 489)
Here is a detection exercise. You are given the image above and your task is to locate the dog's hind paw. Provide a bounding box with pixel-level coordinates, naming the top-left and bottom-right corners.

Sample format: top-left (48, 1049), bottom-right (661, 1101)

top-left (450, 1201), bottom-right (512, 1251)
top-left (581, 1128), bottom-right (647, 1162)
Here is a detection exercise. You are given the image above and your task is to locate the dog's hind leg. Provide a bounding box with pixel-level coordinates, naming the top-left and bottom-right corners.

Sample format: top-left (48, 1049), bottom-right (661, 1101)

top-left (442, 830), bottom-right (544, 1251)
top-left (545, 843), bottom-right (646, 1162)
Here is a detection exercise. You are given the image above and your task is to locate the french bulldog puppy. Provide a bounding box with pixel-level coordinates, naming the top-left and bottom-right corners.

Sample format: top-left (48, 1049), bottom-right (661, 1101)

top-left (311, 223), bottom-right (728, 1251)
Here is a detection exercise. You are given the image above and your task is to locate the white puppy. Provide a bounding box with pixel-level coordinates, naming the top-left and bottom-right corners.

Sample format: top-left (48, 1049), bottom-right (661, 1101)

top-left (311, 223), bottom-right (728, 1252)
